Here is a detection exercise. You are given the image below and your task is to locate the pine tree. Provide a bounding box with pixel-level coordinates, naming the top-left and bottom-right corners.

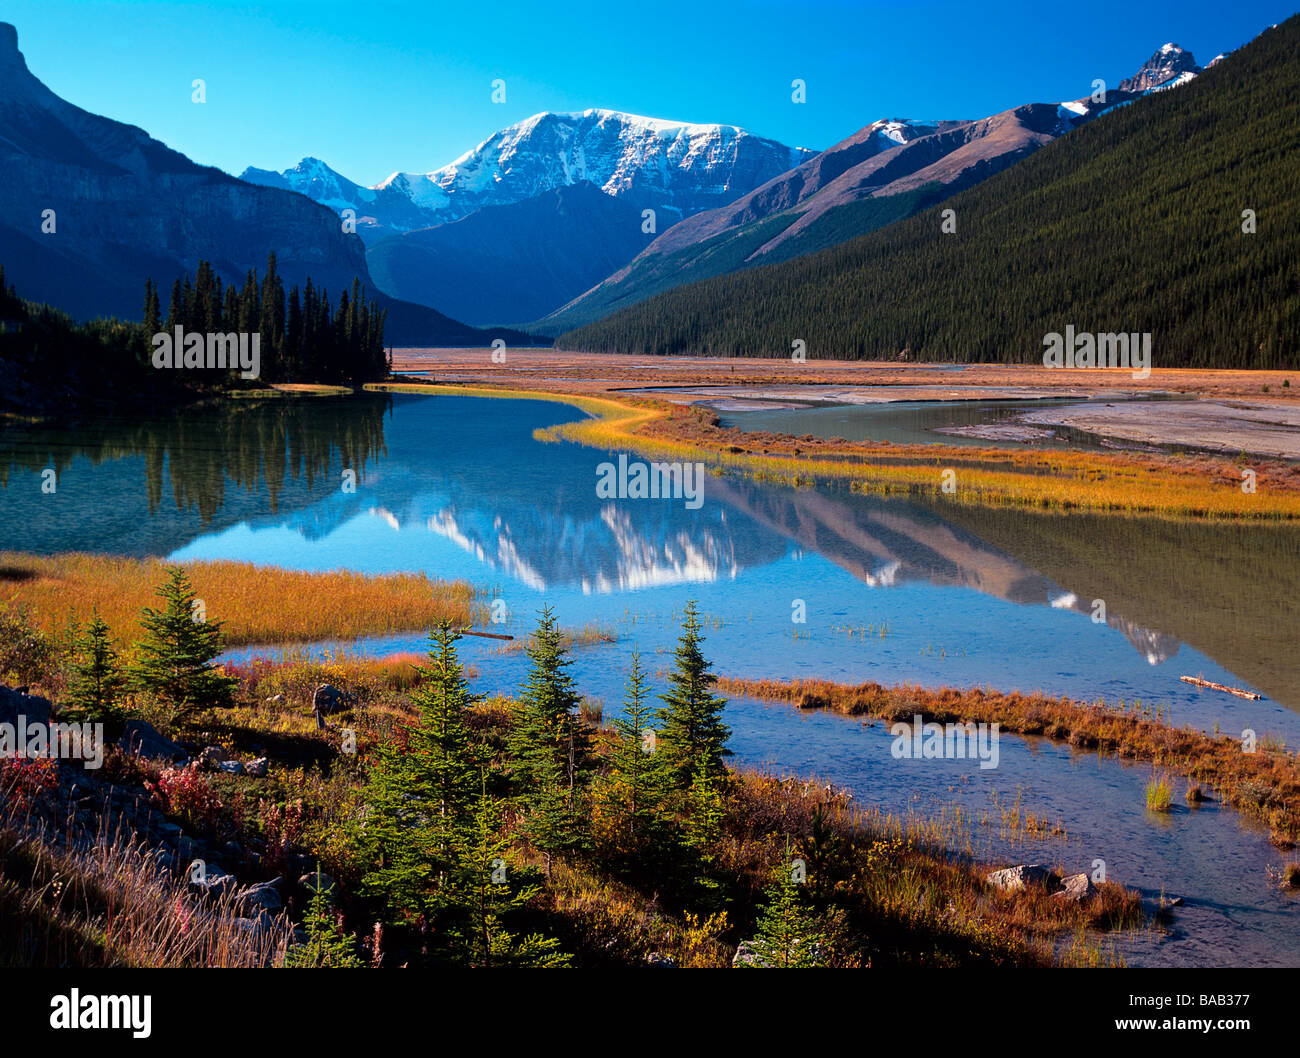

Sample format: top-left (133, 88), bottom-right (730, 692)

top-left (142, 279), bottom-right (161, 338)
top-left (66, 612), bottom-right (126, 720)
top-left (129, 567), bottom-right (236, 719)
top-left (680, 757), bottom-right (727, 906)
top-left (604, 648), bottom-right (670, 852)
top-left (742, 864), bottom-right (830, 968)
top-left (461, 771), bottom-right (569, 968)
top-left (284, 868), bottom-right (363, 968)
top-left (657, 601), bottom-right (731, 789)
top-left (508, 608), bottom-right (593, 866)
top-left (356, 622), bottom-right (486, 929)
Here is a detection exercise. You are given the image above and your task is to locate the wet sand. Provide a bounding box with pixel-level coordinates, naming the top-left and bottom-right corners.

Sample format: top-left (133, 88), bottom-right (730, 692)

top-left (1018, 400), bottom-right (1300, 460)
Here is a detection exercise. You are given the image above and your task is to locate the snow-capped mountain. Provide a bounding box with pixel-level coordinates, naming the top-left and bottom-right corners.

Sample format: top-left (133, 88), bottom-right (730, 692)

top-left (242, 109), bottom-right (814, 242)
top-left (1118, 43), bottom-right (1203, 93)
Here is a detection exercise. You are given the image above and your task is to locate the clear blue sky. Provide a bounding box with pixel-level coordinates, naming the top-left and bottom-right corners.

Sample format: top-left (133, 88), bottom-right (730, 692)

top-left (5, 0), bottom-right (1294, 185)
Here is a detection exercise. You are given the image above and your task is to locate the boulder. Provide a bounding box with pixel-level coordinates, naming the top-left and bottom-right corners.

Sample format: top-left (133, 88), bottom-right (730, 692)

top-left (644, 952), bottom-right (676, 968)
top-left (1053, 873), bottom-right (1096, 902)
top-left (0, 684), bottom-right (52, 729)
top-left (118, 720), bottom-right (188, 763)
top-left (731, 938), bottom-right (826, 967)
top-left (985, 865), bottom-right (1059, 892)
top-left (311, 684), bottom-right (357, 729)
top-left (236, 878), bottom-right (283, 913)
top-left (187, 863), bottom-right (237, 900)
top-left (214, 760), bottom-right (244, 775)
top-left (245, 757), bottom-right (269, 778)
top-left (199, 745), bottom-right (229, 765)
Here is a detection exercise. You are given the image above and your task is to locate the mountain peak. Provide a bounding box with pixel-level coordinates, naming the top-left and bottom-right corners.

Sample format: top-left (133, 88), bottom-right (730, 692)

top-left (1119, 42), bottom-right (1202, 93)
top-left (0, 21), bottom-right (30, 78)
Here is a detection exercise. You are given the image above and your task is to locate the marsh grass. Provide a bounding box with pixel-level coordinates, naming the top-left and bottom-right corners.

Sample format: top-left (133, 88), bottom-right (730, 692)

top-left (0, 552), bottom-right (482, 647)
top-left (717, 674), bottom-right (1300, 842)
top-left (1146, 776), bottom-right (1174, 812)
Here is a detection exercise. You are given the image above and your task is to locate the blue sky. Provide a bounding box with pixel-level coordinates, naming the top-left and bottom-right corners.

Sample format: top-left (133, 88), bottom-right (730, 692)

top-left (5, 0), bottom-right (1294, 184)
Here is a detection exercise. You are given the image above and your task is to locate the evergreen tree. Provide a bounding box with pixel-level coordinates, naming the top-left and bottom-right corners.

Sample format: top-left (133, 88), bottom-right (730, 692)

top-left (284, 868), bottom-right (363, 968)
top-left (356, 622), bottom-right (486, 931)
top-left (680, 758), bottom-right (727, 907)
top-left (657, 602), bottom-right (731, 789)
top-left (508, 608), bottom-right (593, 866)
top-left (142, 279), bottom-right (161, 338)
top-left (742, 864), bottom-right (830, 968)
top-left (462, 771), bottom-right (569, 968)
top-left (66, 612), bottom-right (126, 720)
top-left (604, 648), bottom-right (670, 852)
top-left (129, 567), bottom-right (236, 719)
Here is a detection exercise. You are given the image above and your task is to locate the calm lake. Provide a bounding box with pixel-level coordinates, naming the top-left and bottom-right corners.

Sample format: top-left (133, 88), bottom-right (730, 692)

top-left (3, 391), bottom-right (1298, 965)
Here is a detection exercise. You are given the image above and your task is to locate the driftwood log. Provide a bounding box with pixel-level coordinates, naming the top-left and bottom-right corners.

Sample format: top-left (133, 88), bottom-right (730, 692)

top-left (1180, 676), bottom-right (1262, 700)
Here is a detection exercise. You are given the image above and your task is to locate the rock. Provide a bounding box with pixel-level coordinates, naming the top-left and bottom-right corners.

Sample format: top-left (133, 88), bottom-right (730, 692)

top-left (312, 683), bottom-right (357, 729)
top-left (0, 684), bottom-right (52, 729)
top-left (1162, 894), bottom-right (1184, 908)
top-left (245, 757), bottom-right (268, 778)
top-left (236, 878), bottom-right (283, 913)
top-left (986, 864), bottom-right (1060, 892)
top-left (265, 694), bottom-right (285, 704)
top-left (199, 745), bottom-right (229, 765)
top-left (187, 863), bottom-right (237, 900)
top-left (1053, 873), bottom-right (1096, 902)
top-left (118, 720), bottom-right (188, 763)
top-left (644, 952), bottom-right (676, 968)
top-left (214, 760), bottom-right (244, 775)
top-left (731, 938), bottom-right (826, 967)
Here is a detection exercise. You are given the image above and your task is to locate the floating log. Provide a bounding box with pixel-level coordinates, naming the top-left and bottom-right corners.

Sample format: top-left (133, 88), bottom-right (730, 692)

top-left (457, 629), bottom-right (514, 641)
top-left (1180, 676), bottom-right (1261, 700)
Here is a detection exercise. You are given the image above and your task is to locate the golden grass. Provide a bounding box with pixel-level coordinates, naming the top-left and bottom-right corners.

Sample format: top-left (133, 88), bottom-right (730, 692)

top-left (716, 675), bottom-right (1300, 841)
top-left (1146, 776), bottom-right (1174, 812)
top-left (0, 790), bottom-right (291, 967)
top-left (0, 551), bottom-right (482, 647)
top-left (375, 381), bottom-right (1300, 521)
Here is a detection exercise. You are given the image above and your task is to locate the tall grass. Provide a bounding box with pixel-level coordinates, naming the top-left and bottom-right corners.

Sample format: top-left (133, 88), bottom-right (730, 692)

top-left (1146, 776), bottom-right (1174, 812)
top-left (0, 780), bottom-right (291, 967)
top-left (0, 552), bottom-right (483, 647)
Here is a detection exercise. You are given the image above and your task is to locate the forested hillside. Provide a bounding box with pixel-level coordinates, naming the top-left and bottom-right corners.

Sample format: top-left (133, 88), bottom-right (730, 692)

top-left (561, 17), bottom-right (1300, 368)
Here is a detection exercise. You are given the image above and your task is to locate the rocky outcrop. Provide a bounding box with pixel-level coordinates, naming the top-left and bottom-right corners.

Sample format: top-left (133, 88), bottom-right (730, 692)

top-left (1119, 44), bottom-right (1201, 93)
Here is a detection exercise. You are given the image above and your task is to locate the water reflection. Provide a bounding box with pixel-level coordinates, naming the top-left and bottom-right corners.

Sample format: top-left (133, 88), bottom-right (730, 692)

top-left (1, 392), bottom-right (1294, 712)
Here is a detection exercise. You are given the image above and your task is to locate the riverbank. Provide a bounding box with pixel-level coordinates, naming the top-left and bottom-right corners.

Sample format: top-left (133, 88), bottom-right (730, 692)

top-left (370, 376), bottom-right (1300, 520)
top-left (715, 675), bottom-right (1300, 846)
